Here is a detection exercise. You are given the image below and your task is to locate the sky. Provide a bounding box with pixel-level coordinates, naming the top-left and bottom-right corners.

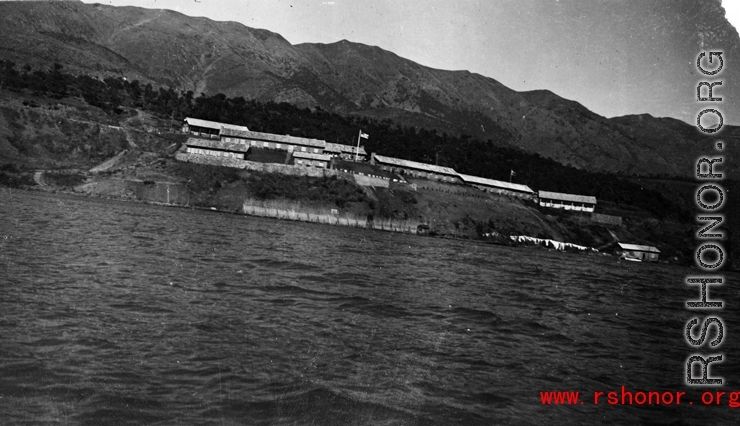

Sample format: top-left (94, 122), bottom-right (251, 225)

top-left (79, 0), bottom-right (740, 124)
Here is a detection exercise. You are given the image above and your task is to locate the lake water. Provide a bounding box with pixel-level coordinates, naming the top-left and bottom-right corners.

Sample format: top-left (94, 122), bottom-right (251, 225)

top-left (1, 189), bottom-right (739, 425)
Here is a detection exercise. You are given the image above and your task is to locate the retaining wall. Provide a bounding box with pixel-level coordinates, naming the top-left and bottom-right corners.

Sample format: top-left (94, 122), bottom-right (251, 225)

top-left (242, 202), bottom-right (416, 234)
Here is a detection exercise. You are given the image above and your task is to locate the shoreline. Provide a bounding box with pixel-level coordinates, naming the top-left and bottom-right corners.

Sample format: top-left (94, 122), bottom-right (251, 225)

top-left (0, 184), bottom-right (610, 255)
top-left (5, 184), bottom-right (725, 272)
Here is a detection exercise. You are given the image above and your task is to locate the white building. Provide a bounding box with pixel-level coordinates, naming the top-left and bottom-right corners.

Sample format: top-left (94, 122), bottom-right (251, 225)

top-left (370, 154), bottom-right (460, 183)
top-left (220, 128), bottom-right (326, 154)
top-left (538, 190), bottom-right (597, 212)
top-left (182, 117), bottom-right (250, 138)
top-left (457, 174), bottom-right (535, 200)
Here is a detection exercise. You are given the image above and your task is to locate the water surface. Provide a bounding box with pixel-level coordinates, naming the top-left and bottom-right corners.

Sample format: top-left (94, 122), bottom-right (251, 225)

top-left (1, 190), bottom-right (738, 425)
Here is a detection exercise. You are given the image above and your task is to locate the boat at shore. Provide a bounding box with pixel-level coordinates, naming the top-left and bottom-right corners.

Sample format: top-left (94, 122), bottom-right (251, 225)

top-left (617, 242), bottom-right (661, 263)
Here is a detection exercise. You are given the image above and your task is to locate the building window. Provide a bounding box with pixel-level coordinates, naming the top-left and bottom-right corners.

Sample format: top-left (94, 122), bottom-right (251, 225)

top-left (276, 143), bottom-right (281, 149)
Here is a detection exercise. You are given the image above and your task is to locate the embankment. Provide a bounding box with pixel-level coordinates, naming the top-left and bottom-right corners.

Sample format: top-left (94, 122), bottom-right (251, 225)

top-left (242, 198), bottom-right (419, 233)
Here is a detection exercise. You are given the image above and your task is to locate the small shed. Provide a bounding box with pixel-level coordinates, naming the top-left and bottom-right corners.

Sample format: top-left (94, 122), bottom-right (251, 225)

top-left (617, 243), bottom-right (660, 262)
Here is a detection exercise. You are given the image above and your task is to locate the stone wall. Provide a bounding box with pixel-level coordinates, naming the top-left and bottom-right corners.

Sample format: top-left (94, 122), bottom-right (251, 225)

top-left (243, 202), bottom-right (418, 234)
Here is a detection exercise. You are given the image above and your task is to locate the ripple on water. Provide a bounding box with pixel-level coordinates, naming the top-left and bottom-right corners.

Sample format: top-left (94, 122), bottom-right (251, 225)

top-left (1, 191), bottom-right (740, 426)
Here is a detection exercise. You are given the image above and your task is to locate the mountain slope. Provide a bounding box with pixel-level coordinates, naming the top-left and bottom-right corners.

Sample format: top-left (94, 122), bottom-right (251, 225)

top-left (0, 0), bottom-right (734, 177)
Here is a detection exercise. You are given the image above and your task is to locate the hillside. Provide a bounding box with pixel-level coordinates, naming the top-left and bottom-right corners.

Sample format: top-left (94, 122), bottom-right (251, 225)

top-left (0, 82), bottom-right (735, 268)
top-left (0, 0), bottom-right (736, 178)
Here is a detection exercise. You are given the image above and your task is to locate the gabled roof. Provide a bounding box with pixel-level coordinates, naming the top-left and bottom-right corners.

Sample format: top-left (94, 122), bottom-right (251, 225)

top-left (618, 243), bottom-right (660, 253)
top-left (292, 152), bottom-right (332, 161)
top-left (457, 174), bottom-right (534, 194)
top-left (185, 137), bottom-right (251, 152)
top-left (538, 190), bottom-right (597, 204)
top-left (372, 154), bottom-right (457, 176)
top-left (221, 128), bottom-right (326, 148)
top-left (324, 143), bottom-right (368, 156)
top-left (323, 143), bottom-right (367, 155)
top-left (324, 143), bottom-right (343, 154)
top-left (183, 117), bottom-right (250, 132)
top-left (341, 145), bottom-right (367, 155)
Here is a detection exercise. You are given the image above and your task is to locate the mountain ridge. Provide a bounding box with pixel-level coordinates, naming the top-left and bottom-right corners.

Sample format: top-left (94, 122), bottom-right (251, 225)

top-left (0, 0), bottom-right (735, 177)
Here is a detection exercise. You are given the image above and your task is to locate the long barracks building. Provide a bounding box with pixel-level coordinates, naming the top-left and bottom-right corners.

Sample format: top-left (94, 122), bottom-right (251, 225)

top-left (220, 128), bottom-right (327, 153)
top-left (537, 190), bottom-right (597, 212)
top-left (370, 153), bottom-right (460, 183)
top-left (182, 117), bottom-right (250, 138)
top-left (457, 174), bottom-right (535, 200)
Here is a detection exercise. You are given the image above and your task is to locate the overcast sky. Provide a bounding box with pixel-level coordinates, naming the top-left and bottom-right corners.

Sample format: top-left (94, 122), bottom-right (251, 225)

top-left (80, 0), bottom-right (740, 124)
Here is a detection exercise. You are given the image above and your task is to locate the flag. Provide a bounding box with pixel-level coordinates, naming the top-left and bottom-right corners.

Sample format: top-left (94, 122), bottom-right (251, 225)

top-left (360, 132), bottom-right (369, 139)
top-left (510, 170), bottom-right (516, 176)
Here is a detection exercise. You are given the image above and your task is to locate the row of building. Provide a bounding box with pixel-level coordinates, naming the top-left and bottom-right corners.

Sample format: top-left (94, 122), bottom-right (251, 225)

top-left (181, 117), bottom-right (659, 261)
top-left (183, 118), bottom-right (368, 162)
top-left (182, 117), bottom-right (598, 211)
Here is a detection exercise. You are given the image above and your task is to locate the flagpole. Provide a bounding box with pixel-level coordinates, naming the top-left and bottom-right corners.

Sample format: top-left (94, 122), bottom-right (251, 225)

top-left (355, 130), bottom-right (361, 162)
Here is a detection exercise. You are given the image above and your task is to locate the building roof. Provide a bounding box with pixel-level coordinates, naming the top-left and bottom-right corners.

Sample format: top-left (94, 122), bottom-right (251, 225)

top-left (457, 174), bottom-right (535, 194)
top-left (340, 144), bottom-right (367, 155)
top-left (183, 117), bottom-right (250, 133)
top-left (324, 143), bottom-right (343, 154)
top-left (372, 154), bottom-right (458, 176)
top-left (185, 137), bottom-right (251, 152)
top-left (292, 152), bottom-right (332, 161)
top-left (324, 143), bottom-right (368, 156)
top-left (221, 128), bottom-right (326, 148)
top-left (538, 190), bottom-right (597, 204)
top-left (332, 158), bottom-right (401, 180)
top-left (618, 243), bottom-right (660, 253)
